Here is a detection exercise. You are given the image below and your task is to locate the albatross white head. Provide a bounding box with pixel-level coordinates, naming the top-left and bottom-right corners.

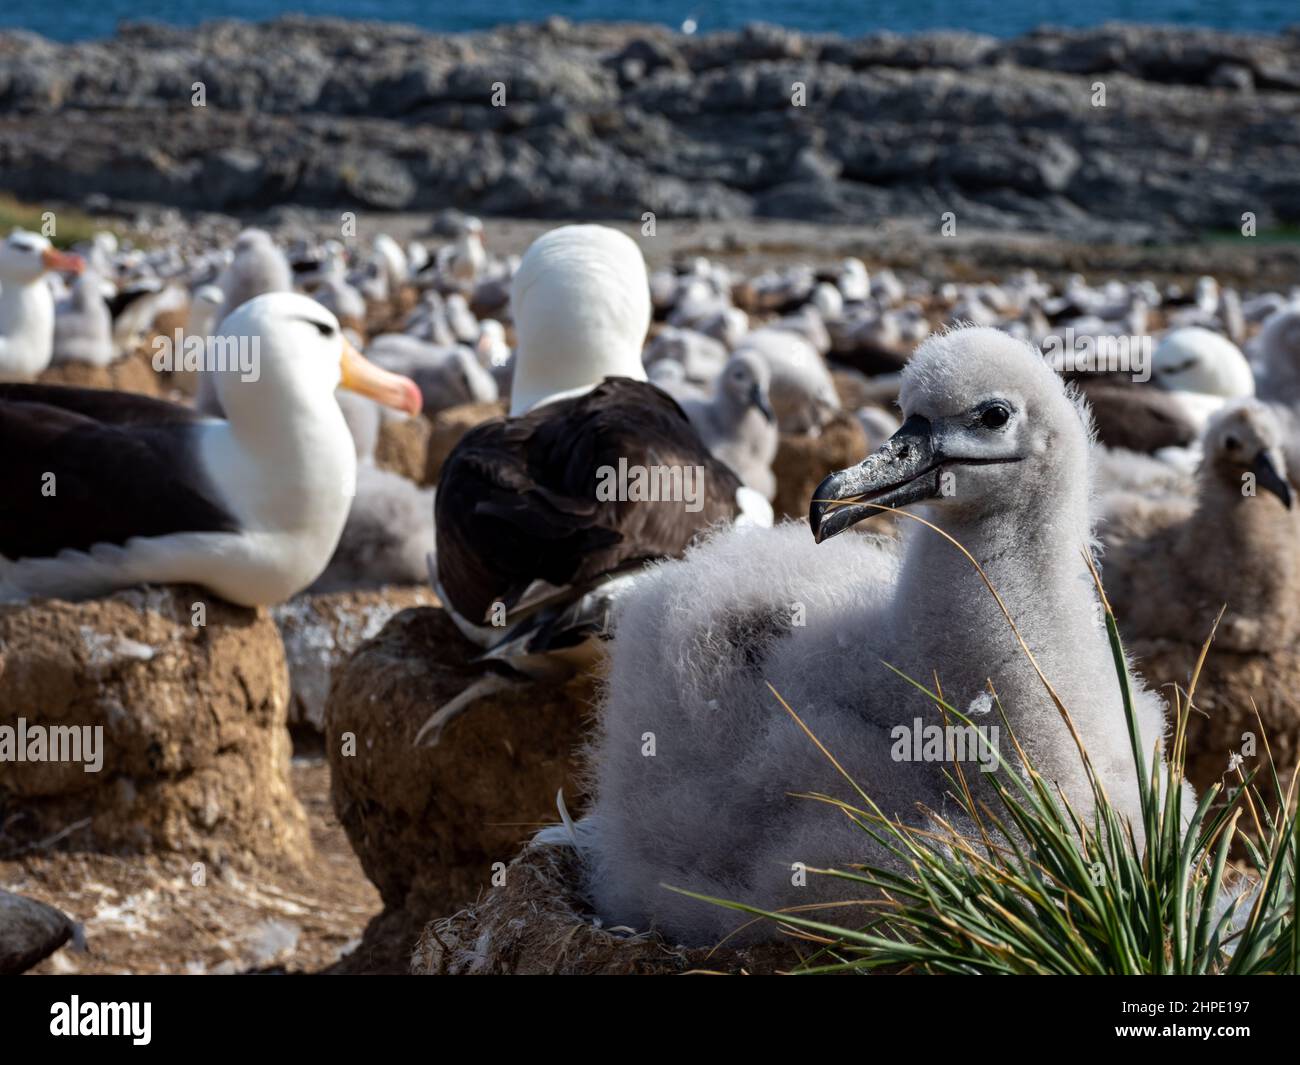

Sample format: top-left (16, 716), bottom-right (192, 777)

top-left (507, 224), bottom-right (651, 416)
top-left (1152, 326), bottom-right (1254, 399)
top-left (212, 292), bottom-right (422, 431)
top-left (810, 327), bottom-right (1092, 545)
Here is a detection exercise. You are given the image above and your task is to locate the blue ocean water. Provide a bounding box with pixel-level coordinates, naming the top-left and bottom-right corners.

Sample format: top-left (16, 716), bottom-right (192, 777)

top-left (2, 0), bottom-right (1296, 44)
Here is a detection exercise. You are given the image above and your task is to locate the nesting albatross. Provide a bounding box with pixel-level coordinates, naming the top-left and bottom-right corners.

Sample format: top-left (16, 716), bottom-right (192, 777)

top-left (0, 231), bottom-right (86, 381)
top-left (429, 224), bottom-right (769, 743)
top-left (0, 292), bottom-right (421, 606)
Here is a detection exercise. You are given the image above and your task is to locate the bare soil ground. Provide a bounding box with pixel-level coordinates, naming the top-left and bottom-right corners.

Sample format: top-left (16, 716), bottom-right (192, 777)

top-left (3, 739), bottom-right (384, 975)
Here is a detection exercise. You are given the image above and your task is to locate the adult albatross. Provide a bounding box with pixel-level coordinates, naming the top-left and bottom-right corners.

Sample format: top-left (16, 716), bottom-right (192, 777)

top-left (0, 292), bottom-right (421, 606)
top-left (428, 224), bottom-right (768, 742)
top-left (0, 230), bottom-right (86, 381)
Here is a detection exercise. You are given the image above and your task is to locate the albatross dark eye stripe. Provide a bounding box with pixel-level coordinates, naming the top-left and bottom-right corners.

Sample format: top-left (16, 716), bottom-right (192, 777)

top-left (291, 315), bottom-right (337, 337)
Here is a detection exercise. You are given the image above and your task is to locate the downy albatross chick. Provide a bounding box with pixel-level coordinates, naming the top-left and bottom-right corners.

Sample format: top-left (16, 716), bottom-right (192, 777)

top-left (52, 270), bottom-right (115, 367)
top-left (574, 326), bottom-right (1186, 945)
top-left (0, 293), bottom-right (421, 606)
top-left (0, 231), bottom-right (86, 381)
top-left (432, 224), bottom-right (767, 743)
top-left (678, 350), bottom-right (779, 501)
top-left (1100, 400), bottom-right (1300, 791)
top-left (1102, 399), bottom-right (1298, 653)
top-left (313, 387), bottom-right (437, 592)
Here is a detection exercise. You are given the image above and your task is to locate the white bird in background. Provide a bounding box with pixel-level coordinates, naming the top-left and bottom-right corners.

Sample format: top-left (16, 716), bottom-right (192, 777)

top-left (196, 228), bottom-right (294, 414)
top-left (734, 326), bottom-right (841, 434)
top-left (372, 233), bottom-right (410, 295)
top-left (1150, 326), bottom-right (1256, 436)
top-left (643, 325), bottom-right (728, 387)
top-left (0, 230), bottom-right (86, 381)
top-left (438, 216), bottom-right (486, 287)
top-left (52, 269), bottom-right (115, 367)
top-left (213, 228), bottom-right (293, 327)
top-left (474, 318), bottom-right (511, 370)
top-left (678, 350), bottom-right (779, 500)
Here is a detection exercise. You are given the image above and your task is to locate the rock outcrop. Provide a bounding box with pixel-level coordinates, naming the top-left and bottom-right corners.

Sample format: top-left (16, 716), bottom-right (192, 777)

top-left (1, 19), bottom-right (1298, 239)
top-left (0, 889), bottom-right (75, 974)
top-left (0, 586), bottom-right (310, 867)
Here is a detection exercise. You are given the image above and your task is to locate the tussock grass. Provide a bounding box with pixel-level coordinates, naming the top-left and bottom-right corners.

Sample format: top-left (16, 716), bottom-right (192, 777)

top-left (675, 511), bottom-right (1298, 974)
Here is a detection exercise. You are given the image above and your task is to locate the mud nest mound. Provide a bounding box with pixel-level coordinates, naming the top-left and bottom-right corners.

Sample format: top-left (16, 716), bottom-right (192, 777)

top-left (38, 350), bottom-right (162, 396)
top-left (412, 843), bottom-right (798, 975)
top-left (374, 414), bottom-right (435, 485)
top-left (772, 411), bottom-right (869, 522)
top-left (326, 606), bottom-right (593, 968)
top-left (425, 401), bottom-right (507, 484)
top-left (1130, 639), bottom-right (1300, 796)
top-left (0, 586), bottom-right (309, 868)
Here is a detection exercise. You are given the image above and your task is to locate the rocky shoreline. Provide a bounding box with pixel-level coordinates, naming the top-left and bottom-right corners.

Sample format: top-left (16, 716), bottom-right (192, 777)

top-left (1, 17), bottom-right (1299, 240)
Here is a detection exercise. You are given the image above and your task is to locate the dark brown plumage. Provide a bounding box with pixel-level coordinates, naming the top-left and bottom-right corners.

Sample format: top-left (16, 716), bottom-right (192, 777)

top-left (1073, 377), bottom-right (1198, 453)
top-left (0, 383), bottom-right (236, 561)
top-left (435, 377), bottom-right (744, 626)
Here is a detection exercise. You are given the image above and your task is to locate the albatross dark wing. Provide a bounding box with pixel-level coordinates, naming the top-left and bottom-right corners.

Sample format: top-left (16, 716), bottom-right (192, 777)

top-left (436, 377), bottom-right (743, 624)
top-left (0, 384), bottom-right (238, 561)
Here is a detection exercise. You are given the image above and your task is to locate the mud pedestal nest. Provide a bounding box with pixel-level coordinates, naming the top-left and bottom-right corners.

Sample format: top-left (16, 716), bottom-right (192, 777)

top-left (37, 350), bottom-right (162, 397)
top-left (424, 401), bottom-right (507, 484)
top-left (0, 586), bottom-right (309, 868)
top-left (772, 411), bottom-right (868, 522)
top-left (326, 606), bottom-right (592, 968)
top-left (1130, 639), bottom-right (1300, 795)
top-left (374, 414), bottom-right (435, 485)
top-left (412, 843), bottom-right (798, 975)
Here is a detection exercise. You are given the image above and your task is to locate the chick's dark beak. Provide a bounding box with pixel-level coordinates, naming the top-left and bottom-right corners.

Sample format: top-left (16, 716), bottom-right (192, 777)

top-left (810, 414), bottom-right (941, 542)
top-left (1252, 451), bottom-right (1293, 509)
top-left (753, 384), bottom-right (775, 424)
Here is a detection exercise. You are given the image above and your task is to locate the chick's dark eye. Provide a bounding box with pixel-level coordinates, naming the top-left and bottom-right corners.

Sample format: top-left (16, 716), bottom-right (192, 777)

top-left (980, 404), bottom-right (1011, 430)
top-left (1224, 435), bottom-right (1241, 451)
